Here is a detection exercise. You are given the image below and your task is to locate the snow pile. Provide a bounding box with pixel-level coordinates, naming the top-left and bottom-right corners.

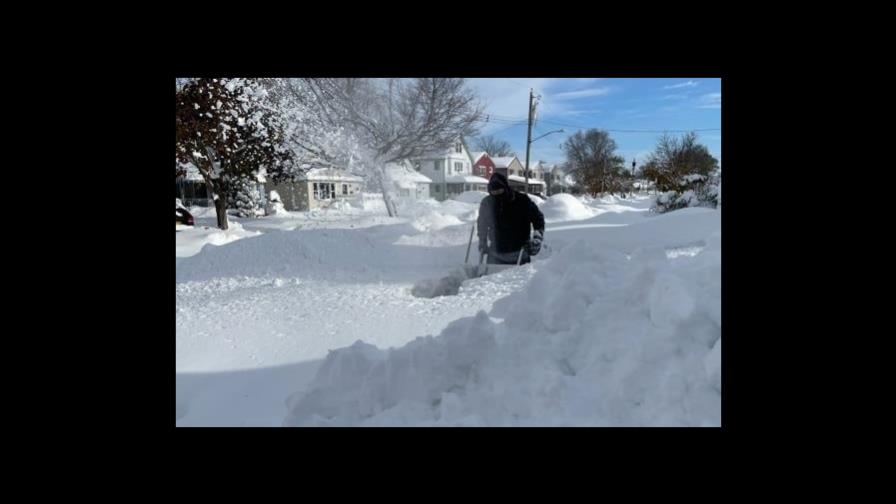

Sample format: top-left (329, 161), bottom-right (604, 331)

top-left (653, 186), bottom-right (718, 213)
top-left (329, 199), bottom-right (353, 212)
top-left (264, 190), bottom-right (286, 216)
top-left (283, 210), bottom-right (722, 426)
top-left (652, 175), bottom-right (720, 213)
top-left (540, 194), bottom-right (598, 222)
top-left (409, 211), bottom-right (464, 232)
top-left (360, 193), bottom-right (388, 213)
top-left (394, 221), bottom-right (478, 248)
top-left (176, 220), bottom-right (262, 258)
top-left (453, 191), bottom-right (488, 204)
top-left (176, 220), bottom-right (471, 284)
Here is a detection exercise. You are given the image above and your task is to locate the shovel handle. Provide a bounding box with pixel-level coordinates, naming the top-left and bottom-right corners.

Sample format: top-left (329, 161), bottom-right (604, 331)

top-left (465, 224), bottom-right (475, 264)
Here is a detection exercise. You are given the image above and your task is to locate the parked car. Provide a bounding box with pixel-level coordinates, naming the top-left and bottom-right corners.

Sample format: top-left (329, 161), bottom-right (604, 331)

top-left (176, 198), bottom-right (194, 227)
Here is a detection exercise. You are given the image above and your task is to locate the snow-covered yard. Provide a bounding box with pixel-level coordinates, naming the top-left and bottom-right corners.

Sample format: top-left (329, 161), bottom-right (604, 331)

top-left (176, 192), bottom-right (721, 426)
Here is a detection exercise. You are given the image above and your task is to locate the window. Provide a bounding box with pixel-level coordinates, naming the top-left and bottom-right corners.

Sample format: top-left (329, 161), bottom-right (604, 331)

top-left (454, 162), bottom-right (463, 173)
top-left (342, 184), bottom-right (348, 195)
top-left (455, 142), bottom-right (462, 153)
top-left (314, 182), bottom-right (336, 200)
top-left (434, 185), bottom-right (441, 193)
top-left (434, 160), bottom-right (443, 172)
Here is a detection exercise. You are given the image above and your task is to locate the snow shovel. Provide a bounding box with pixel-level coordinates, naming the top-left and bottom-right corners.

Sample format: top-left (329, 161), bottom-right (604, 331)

top-left (461, 224), bottom-right (526, 279)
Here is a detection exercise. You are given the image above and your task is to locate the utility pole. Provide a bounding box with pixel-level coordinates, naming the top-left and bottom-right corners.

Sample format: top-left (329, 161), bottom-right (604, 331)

top-left (524, 89), bottom-right (536, 195)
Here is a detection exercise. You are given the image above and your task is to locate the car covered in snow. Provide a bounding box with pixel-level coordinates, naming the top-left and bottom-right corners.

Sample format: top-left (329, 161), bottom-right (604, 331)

top-left (176, 199), bottom-right (194, 228)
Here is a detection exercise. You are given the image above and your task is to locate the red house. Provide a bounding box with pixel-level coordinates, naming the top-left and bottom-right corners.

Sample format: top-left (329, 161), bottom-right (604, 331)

top-left (469, 151), bottom-right (495, 179)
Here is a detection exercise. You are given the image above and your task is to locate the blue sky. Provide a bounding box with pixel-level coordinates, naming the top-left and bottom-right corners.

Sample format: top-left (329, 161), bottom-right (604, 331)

top-left (466, 78), bottom-right (721, 167)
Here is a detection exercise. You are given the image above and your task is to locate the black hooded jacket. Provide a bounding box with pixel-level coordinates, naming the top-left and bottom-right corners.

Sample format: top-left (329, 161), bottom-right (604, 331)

top-left (478, 172), bottom-right (545, 254)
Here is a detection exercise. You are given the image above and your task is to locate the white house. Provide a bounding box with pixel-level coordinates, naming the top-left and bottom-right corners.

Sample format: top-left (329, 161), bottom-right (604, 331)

top-left (265, 167), bottom-right (364, 211)
top-left (412, 138), bottom-right (488, 201)
top-left (385, 161), bottom-right (432, 200)
top-left (492, 156), bottom-right (547, 194)
top-left (544, 164), bottom-right (572, 195)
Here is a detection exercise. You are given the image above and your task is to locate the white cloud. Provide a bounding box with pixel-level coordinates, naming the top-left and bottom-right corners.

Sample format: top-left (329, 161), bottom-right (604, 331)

top-left (663, 80), bottom-right (699, 89)
top-left (467, 78), bottom-right (567, 133)
top-left (551, 87), bottom-right (612, 100)
top-left (698, 92), bottom-right (721, 109)
top-left (468, 78), bottom-right (610, 134)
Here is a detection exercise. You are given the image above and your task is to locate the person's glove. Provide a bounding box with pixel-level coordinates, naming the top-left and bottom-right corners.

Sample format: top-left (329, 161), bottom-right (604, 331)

top-left (526, 230), bottom-right (543, 256)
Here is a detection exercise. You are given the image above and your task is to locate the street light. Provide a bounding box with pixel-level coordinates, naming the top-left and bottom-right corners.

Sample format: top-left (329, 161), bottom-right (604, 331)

top-left (525, 128), bottom-right (564, 193)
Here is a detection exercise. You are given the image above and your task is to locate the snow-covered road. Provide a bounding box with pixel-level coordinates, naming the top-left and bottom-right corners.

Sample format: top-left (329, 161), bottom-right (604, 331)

top-left (176, 193), bottom-right (720, 426)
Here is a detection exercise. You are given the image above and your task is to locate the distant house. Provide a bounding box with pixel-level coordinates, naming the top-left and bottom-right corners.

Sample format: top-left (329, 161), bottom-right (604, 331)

top-left (265, 167), bottom-right (363, 211)
top-left (446, 174), bottom-right (489, 193)
top-left (492, 156), bottom-right (547, 194)
top-left (176, 162), bottom-right (268, 208)
top-left (544, 164), bottom-right (571, 195)
top-left (469, 151), bottom-right (495, 179)
top-left (412, 137), bottom-right (488, 200)
top-left (386, 161), bottom-right (432, 200)
top-left (175, 162), bottom-right (211, 207)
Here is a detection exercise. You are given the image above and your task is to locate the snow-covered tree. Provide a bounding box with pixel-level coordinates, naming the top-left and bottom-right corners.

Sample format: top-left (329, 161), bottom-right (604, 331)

top-left (643, 132), bottom-right (720, 213)
top-left (652, 175), bottom-right (720, 213)
top-left (229, 174), bottom-right (265, 218)
top-left (176, 78), bottom-right (295, 229)
top-left (258, 78), bottom-right (357, 183)
top-left (303, 78), bottom-right (484, 217)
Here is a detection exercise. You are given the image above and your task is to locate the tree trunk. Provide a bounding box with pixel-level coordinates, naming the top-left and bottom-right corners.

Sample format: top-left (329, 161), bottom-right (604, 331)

top-left (214, 193), bottom-right (229, 230)
top-left (373, 162), bottom-right (397, 217)
top-left (193, 150), bottom-right (229, 230)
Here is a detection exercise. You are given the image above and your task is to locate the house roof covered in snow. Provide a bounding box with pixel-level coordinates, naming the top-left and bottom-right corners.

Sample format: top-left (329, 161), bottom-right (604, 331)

top-left (385, 163), bottom-right (432, 188)
top-left (491, 156), bottom-right (519, 168)
top-left (508, 174), bottom-right (546, 186)
top-left (446, 175), bottom-right (489, 184)
top-left (469, 151), bottom-right (487, 163)
top-left (415, 137), bottom-right (469, 160)
top-left (297, 168), bottom-right (364, 183)
top-left (176, 162), bottom-right (205, 181)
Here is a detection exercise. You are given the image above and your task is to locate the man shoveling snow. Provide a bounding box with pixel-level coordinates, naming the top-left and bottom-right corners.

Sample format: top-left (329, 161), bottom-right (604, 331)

top-left (478, 172), bottom-right (545, 265)
top-left (411, 173), bottom-right (545, 298)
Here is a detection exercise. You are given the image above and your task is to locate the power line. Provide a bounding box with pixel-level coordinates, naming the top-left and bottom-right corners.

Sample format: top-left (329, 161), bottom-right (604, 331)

top-left (537, 117), bottom-right (721, 134)
top-left (487, 121), bottom-right (526, 135)
top-left (482, 113), bottom-right (719, 134)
